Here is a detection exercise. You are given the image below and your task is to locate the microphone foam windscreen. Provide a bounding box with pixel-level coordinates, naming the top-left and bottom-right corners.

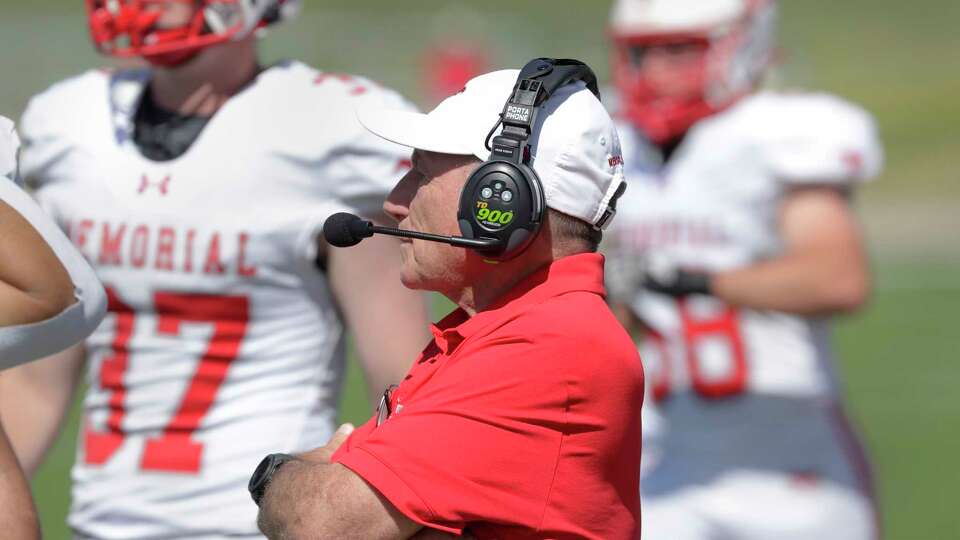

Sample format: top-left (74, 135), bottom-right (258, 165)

top-left (323, 212), bottom-right (366, 247)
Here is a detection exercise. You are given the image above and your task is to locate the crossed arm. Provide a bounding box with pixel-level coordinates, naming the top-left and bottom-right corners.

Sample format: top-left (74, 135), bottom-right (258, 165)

top-left (256, 426), bottom-right (423, 540)
top-left (257, 425), bottom-right (476, 540)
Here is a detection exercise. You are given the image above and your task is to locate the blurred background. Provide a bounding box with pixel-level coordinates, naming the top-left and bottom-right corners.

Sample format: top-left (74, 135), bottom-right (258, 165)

top-left (1, 0), bottom-right (957, 538)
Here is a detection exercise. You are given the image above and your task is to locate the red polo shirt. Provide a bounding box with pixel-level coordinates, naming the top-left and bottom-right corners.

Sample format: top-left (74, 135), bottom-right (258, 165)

top-left (332, 253), bottom-right (644, 539)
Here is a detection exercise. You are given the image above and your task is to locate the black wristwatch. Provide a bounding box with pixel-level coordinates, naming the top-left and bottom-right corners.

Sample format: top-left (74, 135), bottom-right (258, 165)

top-left (248, 453), bottom-right (298, 507)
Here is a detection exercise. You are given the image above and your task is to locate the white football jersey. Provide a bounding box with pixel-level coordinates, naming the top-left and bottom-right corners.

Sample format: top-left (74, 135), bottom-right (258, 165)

top-left (606, 92), bottom-right (882, 494)
top-left (20, 62), bottom-right (413, 539)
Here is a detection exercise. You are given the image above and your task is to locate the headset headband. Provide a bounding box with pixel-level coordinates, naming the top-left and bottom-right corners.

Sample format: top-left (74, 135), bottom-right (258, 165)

top-left (485, 58), bottom-right (600, 165)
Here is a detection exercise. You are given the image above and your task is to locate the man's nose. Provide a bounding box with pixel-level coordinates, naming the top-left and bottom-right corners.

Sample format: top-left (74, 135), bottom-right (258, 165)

top-left (383, 170), bottom-right (418, 224)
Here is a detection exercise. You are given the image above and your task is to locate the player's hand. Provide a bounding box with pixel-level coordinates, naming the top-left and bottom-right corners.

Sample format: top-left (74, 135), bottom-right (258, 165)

top-left (298, 423), bottom-right (354, 464)
top-left (642, 268), bottom-right (712, 297)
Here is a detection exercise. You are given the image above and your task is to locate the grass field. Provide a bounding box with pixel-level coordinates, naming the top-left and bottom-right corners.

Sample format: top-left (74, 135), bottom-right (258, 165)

top-left (0, 0), bottom-right (956, 538)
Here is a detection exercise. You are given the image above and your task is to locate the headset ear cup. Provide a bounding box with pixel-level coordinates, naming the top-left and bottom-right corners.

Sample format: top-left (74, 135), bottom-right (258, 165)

top-left (453, 57), bottom-right (599, 260)
top-left (499, 162), bottom-right (545, 259)
top-left (457, 160), bottom-right (545, 261)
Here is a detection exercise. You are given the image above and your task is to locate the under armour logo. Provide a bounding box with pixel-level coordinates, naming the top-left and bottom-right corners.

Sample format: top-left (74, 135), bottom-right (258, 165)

top-left (138, 174), bottom-right (172, 196)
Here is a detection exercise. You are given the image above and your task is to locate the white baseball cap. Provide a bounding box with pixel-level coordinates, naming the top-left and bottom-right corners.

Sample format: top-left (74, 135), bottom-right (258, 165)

top-left (358, 69), bottom-right (627, 229)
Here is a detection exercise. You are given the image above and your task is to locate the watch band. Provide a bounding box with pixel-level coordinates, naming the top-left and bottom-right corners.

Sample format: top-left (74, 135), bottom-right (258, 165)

top-left (248, 452), bottom-right (297, 507)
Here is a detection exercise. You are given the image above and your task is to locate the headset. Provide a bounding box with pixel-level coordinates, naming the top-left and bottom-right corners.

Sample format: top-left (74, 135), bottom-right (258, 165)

top-left (456, 57), bottom-right (601, 261)
top-left (323, 58), bottom-right (602, 259)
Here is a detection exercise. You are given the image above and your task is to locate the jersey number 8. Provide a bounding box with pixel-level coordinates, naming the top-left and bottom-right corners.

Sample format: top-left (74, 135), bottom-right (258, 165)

top-left (645, 298), bottom-right (748, 401)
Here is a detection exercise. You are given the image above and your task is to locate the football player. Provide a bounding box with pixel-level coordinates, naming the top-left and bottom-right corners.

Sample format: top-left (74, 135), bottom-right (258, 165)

top-left (0, 116), bottom-right (106, 539)
top-left (0, 1), bottom-right (431, 538)
top-left (604, 1), bottom-right (883, 538)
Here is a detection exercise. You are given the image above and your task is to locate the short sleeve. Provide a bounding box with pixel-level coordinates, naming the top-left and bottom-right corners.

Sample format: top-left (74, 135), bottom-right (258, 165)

top-left (19, 84), bottom-right (74, 190)
top-left (760, 94), bottom-right (884, 186)
top-left (332, 337), bottom-right (571, 533)
top-left (17, 90), bottom-right (72, 226)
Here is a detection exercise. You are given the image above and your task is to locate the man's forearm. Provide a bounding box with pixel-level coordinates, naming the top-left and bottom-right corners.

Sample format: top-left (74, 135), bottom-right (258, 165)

top-left (257, 454), bottom-right (421, 540)
top-left (258, 459), bottom-right (324, 539)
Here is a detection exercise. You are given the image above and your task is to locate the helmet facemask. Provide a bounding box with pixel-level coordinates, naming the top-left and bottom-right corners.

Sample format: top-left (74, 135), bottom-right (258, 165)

top-left (610, 0), bottom-right (777, 144)
top-left (85, 0), bottom-right (300, 67)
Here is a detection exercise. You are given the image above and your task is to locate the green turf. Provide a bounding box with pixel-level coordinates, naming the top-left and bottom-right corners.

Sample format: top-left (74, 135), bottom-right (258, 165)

top-left (834, 259), bottom-right (960, 539)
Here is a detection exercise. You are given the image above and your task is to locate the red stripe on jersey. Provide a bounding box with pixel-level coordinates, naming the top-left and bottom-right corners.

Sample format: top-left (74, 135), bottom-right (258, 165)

top-left (84, 287), bottom-right (135, 465)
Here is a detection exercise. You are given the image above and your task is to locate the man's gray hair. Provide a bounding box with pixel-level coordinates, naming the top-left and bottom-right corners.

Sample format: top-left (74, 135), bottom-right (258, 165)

top-left (548, 209), bottom-right (602, 253)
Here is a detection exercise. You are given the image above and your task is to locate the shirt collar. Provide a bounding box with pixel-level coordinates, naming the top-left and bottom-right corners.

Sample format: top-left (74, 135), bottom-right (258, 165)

top-left (429, 253), bottom-right (607, 354)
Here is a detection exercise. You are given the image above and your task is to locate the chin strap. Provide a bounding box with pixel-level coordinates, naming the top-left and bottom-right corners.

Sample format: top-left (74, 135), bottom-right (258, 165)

top-left (143, 47), bottom-right (203, 67)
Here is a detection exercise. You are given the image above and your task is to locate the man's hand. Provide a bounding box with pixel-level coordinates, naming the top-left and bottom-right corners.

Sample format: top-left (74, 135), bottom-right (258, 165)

top-left (298, 423), bottom-right (354, 464)
top-left (642, 267), bottom-right (712, 297)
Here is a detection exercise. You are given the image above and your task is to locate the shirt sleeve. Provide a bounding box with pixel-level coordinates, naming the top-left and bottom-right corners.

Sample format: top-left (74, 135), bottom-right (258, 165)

top-left (18, 81), bottom-right (78, 190)
top-left (760, 94), bottom-right (884, 186)
top-left (325, 127), bottom-right (411, 219)
top-left (0, 121), bottom-right (106, 367)
top-left (332, 335), bottom-right (573, 533)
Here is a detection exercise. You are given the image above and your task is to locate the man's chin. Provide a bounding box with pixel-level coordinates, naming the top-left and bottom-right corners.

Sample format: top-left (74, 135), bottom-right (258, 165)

top-left (399, 272), bottom-right (424, 291)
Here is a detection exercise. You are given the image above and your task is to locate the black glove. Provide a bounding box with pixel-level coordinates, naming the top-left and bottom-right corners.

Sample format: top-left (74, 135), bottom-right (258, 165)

top-left (642, 268), bottom-right (712, 297)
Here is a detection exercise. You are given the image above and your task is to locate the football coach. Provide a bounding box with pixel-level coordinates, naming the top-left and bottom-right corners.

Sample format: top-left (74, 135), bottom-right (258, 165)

top-left (251, 58), bottom-right (644, 539)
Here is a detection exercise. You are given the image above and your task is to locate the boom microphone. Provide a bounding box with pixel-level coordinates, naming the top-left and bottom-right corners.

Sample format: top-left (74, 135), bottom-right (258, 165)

top-left (322, 212), bottom-right (501, 251)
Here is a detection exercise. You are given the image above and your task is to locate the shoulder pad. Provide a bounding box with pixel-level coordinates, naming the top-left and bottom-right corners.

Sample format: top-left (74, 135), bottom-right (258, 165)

top-left (256, 62), bottom-right (417, 158)
top-left (19, 70), bottom-right (116, 188)
top-left (740, 92), bottom-right (884, 186)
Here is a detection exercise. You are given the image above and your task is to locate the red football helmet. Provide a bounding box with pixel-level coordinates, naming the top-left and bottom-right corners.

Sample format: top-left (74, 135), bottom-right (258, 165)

top-left (420, 41), bottom-right (490, 107)
top-left (85, 0), bottom-right (300, 66)
top-left (609, 0), bottom-right (777, 143)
